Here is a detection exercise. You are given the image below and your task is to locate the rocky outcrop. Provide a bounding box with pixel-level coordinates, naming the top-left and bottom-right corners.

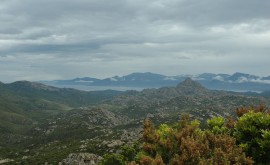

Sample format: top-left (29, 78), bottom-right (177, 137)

top-left (60, 153), bottom-right (102, 165)
top-left (55, 108), bottom-right (128, 128)
top-left (0, 159), bottom-right (14, 164)
top-left (176, 77), bottom-right (208, 95)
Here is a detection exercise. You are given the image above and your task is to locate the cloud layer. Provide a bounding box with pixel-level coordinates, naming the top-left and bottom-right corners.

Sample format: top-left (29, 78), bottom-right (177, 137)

top-left (1, 0), bottom-right (270, 82)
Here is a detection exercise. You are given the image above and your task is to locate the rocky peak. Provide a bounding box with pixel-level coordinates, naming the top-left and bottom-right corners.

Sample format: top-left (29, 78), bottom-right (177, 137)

top-left (176, 78), bottom-right (208, 95)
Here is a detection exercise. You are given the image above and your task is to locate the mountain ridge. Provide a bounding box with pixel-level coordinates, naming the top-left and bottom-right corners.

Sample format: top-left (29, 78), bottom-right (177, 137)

top-left (40, 72), bottom-right (270, 92)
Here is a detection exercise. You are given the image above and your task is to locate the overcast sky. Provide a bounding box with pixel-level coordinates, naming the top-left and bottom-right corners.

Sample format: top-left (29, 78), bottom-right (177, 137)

top-left (1, 0), bottom-right (270, 82)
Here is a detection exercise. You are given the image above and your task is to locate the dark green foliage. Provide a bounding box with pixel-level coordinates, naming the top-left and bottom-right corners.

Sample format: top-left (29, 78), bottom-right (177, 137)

top-left (120, 144), bottom-right (140, 162)
top-left (234, 106), bottom-right (270, 164)
top-left (100, 154), bottom-right (126, 165)
top-left (207, 116), bottom-right (232, 134)
top-left (99, 143), bottom-right (141, 165)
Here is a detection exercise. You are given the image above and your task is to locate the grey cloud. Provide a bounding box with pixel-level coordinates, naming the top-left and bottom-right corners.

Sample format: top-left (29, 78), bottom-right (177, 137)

top-left (137, 0), bottom-right (270, 26)
top-left (0, 28), bottom-right (21, 35)
top-left (1, 0), bottom-right (270, 82)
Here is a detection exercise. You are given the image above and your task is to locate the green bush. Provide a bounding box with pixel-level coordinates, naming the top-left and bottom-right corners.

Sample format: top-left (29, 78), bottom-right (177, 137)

top-left (234, 109), bottom-right (270, 163)
top-left (139, 115), bottom-right (253, 165)
top-left (100, 153), bottom-right (126, 165)
top-left (101, 106), bottom-right (270, 165)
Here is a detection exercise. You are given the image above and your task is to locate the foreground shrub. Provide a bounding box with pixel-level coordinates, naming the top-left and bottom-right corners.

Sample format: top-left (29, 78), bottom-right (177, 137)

top-left (102, 105), bottom-right (270, 164)
top-left (139, 114), bottom-right (253, 165)
top-left (100, 154), bottom-right (126, 165)
top-left (234, 105), bottom-right (270, 164)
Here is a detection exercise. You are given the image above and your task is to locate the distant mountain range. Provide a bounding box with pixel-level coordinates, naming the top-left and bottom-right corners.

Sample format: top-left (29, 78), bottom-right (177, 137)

top-left (41, 72), bottom-right (270, 92)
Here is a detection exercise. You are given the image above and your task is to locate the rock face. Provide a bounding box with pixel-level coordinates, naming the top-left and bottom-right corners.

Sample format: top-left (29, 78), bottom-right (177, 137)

top-left (55, 108), bottom-right (128, 128)
top-left (61, 153), bottom-right (102, 165)
top-left (176, 77), bottom-right (208, 95)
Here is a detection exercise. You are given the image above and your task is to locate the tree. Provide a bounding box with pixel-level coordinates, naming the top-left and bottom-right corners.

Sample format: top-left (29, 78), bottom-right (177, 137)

top-left (234, 106), bottom-right (270, 164)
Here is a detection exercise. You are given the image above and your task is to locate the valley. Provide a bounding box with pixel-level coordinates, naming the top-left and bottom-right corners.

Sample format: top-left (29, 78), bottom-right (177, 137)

top-left (0, 78), bottom-right (269, 164)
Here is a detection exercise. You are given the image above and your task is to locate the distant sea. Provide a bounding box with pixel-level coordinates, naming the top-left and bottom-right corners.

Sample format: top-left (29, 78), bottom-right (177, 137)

top-left (46, 84), bottom-right (147, 91)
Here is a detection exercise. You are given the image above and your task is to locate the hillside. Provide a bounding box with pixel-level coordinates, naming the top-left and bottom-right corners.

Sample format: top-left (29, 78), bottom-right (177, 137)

top-left (0, 81), bottom-right (122, 152)
top-left (0, 79), bottom-right (269, 164)
top-left (108, 78), bottom-right (266, 121)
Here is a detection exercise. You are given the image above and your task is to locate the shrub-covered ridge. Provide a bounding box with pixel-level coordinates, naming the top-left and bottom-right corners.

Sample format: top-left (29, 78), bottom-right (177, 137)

top-left (101, 105), bottom-right (270, 165)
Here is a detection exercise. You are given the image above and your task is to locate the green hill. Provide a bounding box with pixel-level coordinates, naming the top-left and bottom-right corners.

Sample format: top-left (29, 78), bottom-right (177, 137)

top-left (0, 81), bottom-right (121, 149)
top-left (0, 79), bottom-right (269, 164)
